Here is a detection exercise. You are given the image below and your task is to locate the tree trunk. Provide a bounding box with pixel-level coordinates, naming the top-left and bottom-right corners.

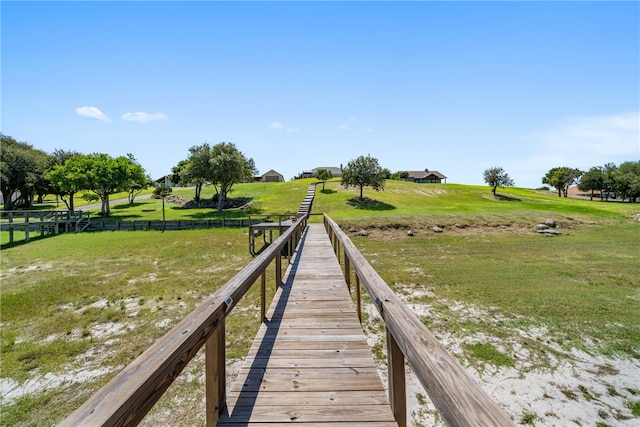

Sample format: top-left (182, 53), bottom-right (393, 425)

top-left (101, 194), bottom-right (110, 217)
top-left (217, 192), bottom-right (224, 213)
top-left (359, 185), bottom-right (364, 201)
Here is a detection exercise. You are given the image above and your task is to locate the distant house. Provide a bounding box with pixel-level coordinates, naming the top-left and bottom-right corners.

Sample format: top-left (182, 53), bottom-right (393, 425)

top-left (257, 169), bottom-right (285, 183)
top-left (155, 175), bottom-right (178, 187)
top-left (298, 166), bottom-right (343, 179)
top-left (403, 169), bottom-right (447, 184)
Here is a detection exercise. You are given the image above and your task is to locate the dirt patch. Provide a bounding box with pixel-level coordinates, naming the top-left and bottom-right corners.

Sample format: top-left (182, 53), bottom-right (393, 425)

top-left (362, 294), bottom-right (640, 426)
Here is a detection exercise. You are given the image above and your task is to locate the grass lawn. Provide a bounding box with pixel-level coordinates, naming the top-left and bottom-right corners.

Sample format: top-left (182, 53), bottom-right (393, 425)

top-left (1, 179), bottom-right (639, 425)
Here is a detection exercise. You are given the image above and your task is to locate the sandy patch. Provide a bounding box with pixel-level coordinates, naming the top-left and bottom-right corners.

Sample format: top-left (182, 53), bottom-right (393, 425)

top-left (363, 294), bottom-right (640, 426)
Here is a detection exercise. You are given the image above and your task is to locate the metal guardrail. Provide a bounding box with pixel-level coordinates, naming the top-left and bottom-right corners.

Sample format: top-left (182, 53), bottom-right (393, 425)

top-left (323, 214), bottom-right (513, 427)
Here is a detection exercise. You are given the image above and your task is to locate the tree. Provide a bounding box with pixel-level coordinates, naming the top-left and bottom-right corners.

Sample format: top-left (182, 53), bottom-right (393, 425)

top-left (578, 166), bottom-right (605, 200)
top-left (124, 154), bottom-right (151, 204)
top-left (169, 159), bottom-right (189, 186)
top-left (47, 152), bottom-right (87, 211)
top-left (314, 168), bottom-right (333, 191)
top-left (182, 143), bottom-right (214, 202)
top-left (601, 163), bottom-right (618, 201)
top-left (341, 155), bottom-right (386, 201)
top-left (483, 166), bottom-right (514, 196)
top-left (0, 134), bottom-right (52, 210)
top-left (542, 167), bottom-right (583, 197)
top-left (79, 153), bottom-right (147, 216)
top-left (390, 171), bottom-right (409, 180)
top-left (209, 142), bottom-right (257, 212)
top-left (614, 161), bottom-right (640, 203)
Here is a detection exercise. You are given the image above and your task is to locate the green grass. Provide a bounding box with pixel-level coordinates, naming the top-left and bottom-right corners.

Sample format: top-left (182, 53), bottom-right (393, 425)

top-left (82, 181), bottom-right (311, 221)
top-left (0, 228), bottom-right (279, 424)
top-left (1, 179), bottom-right (639, 424)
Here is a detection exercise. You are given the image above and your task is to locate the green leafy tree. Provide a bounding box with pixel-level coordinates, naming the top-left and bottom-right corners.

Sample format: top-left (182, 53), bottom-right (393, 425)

top-left (169, 159), bottom-right (189, 186)
top-left (341, 154), bottom-right (386, 201)
top-left (314, 168), bottom-right (333, 190)
top-left (182, 143), bottom-right (214, 202)
top-left (124, 155), bottom-right (151, 204)
top-left (578, 166), bottom-right (605, 200)
top-left (390, 171), bottom-right (410, 180)
top-left (47, 151), bottom-right (87, 210)
top-left (79, 153), bottom-right (147, 216)
top-left (542, 167), bottom-right (583, 197)
top-left (0, 134), bottom-right (52, 209)
top-left (601, 163), bottom-right (618, 201)
top-left (210, 142), bottom-right (257, 212)
top-left (614, 160), bottom-right (640, 203)
top-left (483, 166), bottom-right (514, 196)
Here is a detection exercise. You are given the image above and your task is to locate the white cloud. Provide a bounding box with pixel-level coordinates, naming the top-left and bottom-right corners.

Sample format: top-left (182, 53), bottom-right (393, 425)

top-left (338, 125), bottom-right (351, 131)
top-left (531, 112), bottom-right (638, 155)
top-left (514, 111), bottom-right (640, 187)
top-left (121, 112), bottom-right (168, 124)
top-left (269, 122), bottom-right (298, 133)
top-left (75, 106), bottom-right (110, 122)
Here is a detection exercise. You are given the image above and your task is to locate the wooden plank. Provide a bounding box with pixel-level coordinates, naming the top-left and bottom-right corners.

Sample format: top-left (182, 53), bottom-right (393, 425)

top-left (226, 390), bottom-right (390, 407)
top-left (218, 404), bottom-right (396, 423)
top-left (325, 215), bottom-right (515, 427)
top-left (220, 223), bottom-right (396, 426)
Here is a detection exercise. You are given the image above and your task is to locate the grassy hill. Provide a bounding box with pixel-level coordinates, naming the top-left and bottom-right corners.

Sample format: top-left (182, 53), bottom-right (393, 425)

top-left (1, 179), bottom-right (638, 425)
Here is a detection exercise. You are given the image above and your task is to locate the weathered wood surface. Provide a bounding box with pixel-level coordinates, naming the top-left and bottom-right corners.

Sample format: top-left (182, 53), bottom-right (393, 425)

top-left (59, 216), bottom-right (308, 427)
top-left (218, 223), bottom-right (397, 426)
top-left (324, 215), bottom-right (514, 427)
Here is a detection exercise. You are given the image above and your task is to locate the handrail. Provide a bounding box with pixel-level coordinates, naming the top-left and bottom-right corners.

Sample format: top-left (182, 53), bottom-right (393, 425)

top-left (59, 214), bottom-right (308, 427)
top-left (323, 214), bottom-right (513, 427)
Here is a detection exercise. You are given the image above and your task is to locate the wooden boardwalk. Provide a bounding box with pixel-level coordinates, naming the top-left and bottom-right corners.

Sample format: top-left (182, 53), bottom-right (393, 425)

top-left (218, 223), bottom-right (398, 426)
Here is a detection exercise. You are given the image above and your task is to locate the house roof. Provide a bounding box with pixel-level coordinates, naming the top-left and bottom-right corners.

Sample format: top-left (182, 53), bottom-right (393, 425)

top-left (405, 170), bottom-right (447, 180)
top-left (312, 167), bottom-right (342, 175)
top-left (262, 169), bottom-right (283, 177)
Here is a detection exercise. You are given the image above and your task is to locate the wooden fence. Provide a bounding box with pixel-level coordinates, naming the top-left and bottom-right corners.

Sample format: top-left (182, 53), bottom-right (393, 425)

top-left (87, 218), bottom-right (257, 232)
top-left (0, 210), bottom-right (88, 243)
top-left (323, 214), bottom-right (513, 426)
top-left (59, 214), bottom-right (308, 427)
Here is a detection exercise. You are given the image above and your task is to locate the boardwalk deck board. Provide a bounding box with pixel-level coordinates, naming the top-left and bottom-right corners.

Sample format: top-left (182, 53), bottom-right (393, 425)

top-left (218, 223), bottom-right (397, 426)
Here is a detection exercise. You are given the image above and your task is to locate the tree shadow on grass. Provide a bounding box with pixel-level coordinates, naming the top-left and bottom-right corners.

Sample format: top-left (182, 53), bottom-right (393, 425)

top-left (347, 197), bottom-right (396, 211)
top-left (184, 206), bottom-right (264, 219)
top-left (112, 202), bottom-right (145, 210)
top-left (320, 189), bottom-right (337, 194)
top-left (494, 194), bottom-right (521, 202)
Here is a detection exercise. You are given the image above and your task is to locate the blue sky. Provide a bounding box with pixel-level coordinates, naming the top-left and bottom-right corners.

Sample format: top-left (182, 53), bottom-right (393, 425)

top-left (2, 1), bottom-right (639, 188)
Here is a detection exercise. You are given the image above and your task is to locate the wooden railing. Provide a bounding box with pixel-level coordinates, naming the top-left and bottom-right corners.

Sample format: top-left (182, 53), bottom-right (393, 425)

top-left (323, 214), bottom-right (514, 427)
top-left (0, 210), bottom-right (89, 243)
top-left (59, 214), bottom-right (308, 427)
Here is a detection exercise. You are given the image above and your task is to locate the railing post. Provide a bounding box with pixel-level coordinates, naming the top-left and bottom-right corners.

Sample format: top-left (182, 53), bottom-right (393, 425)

top-left (387, 329), bottom-right (407, 427)
top-left (344, 255), bottom-right (351, 292)
top-left (261, 270), bottom-right (266, 321)
top-left (24, 213), bottom-right (30, 242)
top-left (8, 212), bottom-right (15, 243)
top-left (275, 251), bottom-right (282, 288)
top-left (39, 212), bottom-right (45, 237)
top-left (355, 274), bottom-right (362, 324)
top-left (206, 319), bottom-right (226, 427)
